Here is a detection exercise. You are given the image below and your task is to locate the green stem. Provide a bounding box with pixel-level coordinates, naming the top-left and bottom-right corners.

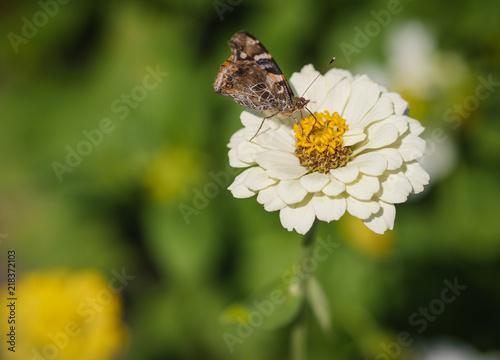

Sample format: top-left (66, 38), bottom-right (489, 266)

top-left (290, 309), bottom-right (307, 360)
top-left (290, 220), bottom-right (319, 360)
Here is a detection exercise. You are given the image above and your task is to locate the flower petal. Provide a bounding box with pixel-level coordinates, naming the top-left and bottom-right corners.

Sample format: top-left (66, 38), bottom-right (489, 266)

top-left (346, 197), bottom-right (380, 220)
top-left (405, 161), bottom-right (430, 194)
top-left (323, 76), bottom-right (352, 116)
top-left (301, 68), bottom-right (359, 116)
top-left (387, 115), bottom-right (409, 135)
top-left (279, 194), bottom-right (316, 234)
top-left (370, 148), bottom-right (403, 171)
top-left (385, 92), bottom-right (409, 115)
top-left (266, 166), bottom-right (309, 180)
top-left (398, 134), bottom-right (427, 161)
top-left (228, 127), bottom-right (245, 149)
top-left (407, 117), bottom-right (425, 136)
top-left (322, 177), bottom-right (346, 196)
top-left (323, 67), bottom-right (353, 86)
top-left (300, 172), bottom-right (330, 193)
top-left (277, 179), bottom-right (308, 205)
top-left (228, 147), bottom-right (251, 168)
top-left (348, 153), bottom-right (388, 176)
top-left (253, 150), bottom-right (308, 180)
top-left (235, 138), bottom-right (259, 164)
top-left (290, 65), bottom-right (326, 112)
top-left (257, 185), bottom-right (286, 211)
top-left (345, 174), bottom-right (381, 200)
top-left (361, 94), bottom-right (394, 126)
top-left (289, 64), bottom-right (319, 97)
top-left (241, 110), bottom-right (282, 132)
top-left (250, 125), bottom-right (296, 153)
top-left (254, 150), bottom-right (300, 169)
top-left (228, 128), bottom-right (255, 167)
top-left (343, 124), bottom-right (367, 146)
top-left (367, 115), bottom-right (408, 138)
top-left (243, 167), bottom-right (277, 191)
top-left (228, 169), bottom-right (256, 198)
top-left (363, 201), bottom-right (395, 234)
top-left (331, 165), bottom-right (360, 183)
top-left (378, 172), bottom-right (413, 204)
top-left (342, 76), bottom-right (381, 124)
top-left (315, 69), bottom-right (354, 112)
top-left (240, 110), bottom-right (264, 127)
top-left (312, 194), bottom-right (347, 222)
top-left (355, 123), bottom-right (399, 153)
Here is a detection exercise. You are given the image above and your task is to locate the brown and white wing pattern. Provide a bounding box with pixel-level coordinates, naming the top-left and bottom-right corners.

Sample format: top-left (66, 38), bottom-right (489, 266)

top-left (213, 31), bottom-right (309, 118)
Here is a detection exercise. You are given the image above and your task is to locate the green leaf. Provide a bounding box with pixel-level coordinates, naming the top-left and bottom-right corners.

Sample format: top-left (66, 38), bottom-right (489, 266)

top-left (307, 276), bottom-right (332, 337)
top-left (220, 263), bottom-right (305, 330)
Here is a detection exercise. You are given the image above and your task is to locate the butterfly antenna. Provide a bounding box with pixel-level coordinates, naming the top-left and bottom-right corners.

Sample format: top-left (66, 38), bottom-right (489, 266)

top-left (300, 57), bottom-right (335, 98)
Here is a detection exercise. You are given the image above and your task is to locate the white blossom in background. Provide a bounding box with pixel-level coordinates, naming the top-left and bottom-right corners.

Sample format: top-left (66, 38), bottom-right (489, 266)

top-left (420, 340), bottom-right (500, 360)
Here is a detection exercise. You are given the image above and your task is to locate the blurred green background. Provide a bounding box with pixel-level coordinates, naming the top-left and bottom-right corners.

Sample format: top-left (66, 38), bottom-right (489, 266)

top-left (1, 0), bottom-right (499, 359)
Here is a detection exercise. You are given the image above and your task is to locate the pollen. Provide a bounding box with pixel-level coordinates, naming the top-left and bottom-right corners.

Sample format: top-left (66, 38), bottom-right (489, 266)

top-left (294, 111), bottom-right (352, 173)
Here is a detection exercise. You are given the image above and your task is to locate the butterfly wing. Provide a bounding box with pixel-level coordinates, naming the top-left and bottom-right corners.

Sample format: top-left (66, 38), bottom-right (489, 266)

top-left (213, 59), bottom-right (287, 115)
top-left (228, 31), bottom-right (296, 105)
top-left (213, 31), bottom-right (308, 118)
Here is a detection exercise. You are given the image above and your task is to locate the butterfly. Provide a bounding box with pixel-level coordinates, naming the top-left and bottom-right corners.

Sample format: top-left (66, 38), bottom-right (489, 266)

top-left (213, 31), bottom-right (312, 139)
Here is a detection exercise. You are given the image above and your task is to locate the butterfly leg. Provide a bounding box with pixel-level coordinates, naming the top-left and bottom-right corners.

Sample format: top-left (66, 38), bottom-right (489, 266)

top-left (290, 113), bottom-right (312, 142)
top-left (249, 112), bottom-right (312, 142)
top-left (305, 107), bottom-right (318, 128)
top-left (249, 114), bottom-right (277, 141)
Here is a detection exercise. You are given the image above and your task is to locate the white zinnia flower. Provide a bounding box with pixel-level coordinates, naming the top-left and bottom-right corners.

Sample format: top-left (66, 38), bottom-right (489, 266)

top-left (228, 65), bottom-right (430, 235)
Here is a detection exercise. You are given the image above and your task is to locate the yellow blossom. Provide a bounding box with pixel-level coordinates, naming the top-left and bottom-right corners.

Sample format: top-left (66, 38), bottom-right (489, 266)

top-left (0, 268), bottom-right (128, 360)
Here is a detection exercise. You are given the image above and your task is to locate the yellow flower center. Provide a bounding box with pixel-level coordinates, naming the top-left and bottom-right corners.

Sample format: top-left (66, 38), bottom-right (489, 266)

top-left (294, 111), bottom-right (352, 173)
